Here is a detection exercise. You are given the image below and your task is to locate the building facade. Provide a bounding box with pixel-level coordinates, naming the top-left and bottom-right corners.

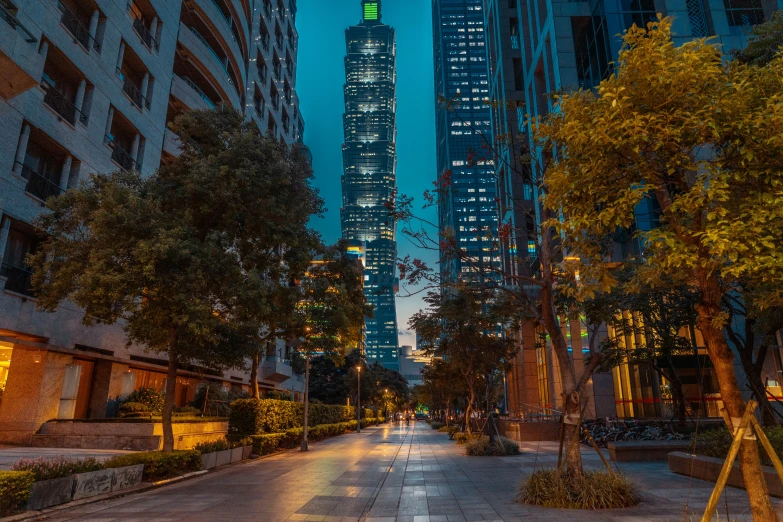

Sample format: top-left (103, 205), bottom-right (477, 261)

top-left (0, 0), bottom-right (307, 445)
top-left (432, 0), bottom-right (500, 284)
top-left (484, 0), bottom-right (783, 419)
top-left (341, 0), bottom-right (399, 370)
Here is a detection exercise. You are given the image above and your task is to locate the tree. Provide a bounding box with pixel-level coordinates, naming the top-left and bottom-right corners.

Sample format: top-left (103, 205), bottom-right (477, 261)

top-left (291, 242), bottom-right (370, 450)
top-left (411, 285), bottom-right (519, 442)
top-left (30, 108), bottom-right (322, 451)
top-left (541, 18), bottom-right (783, 519)
top-left (308, 354), bottom-right (350, 405)
top-left (732, 11), bottom-right (783, 66)
top-left (418, 359), bottom-right (467, 425)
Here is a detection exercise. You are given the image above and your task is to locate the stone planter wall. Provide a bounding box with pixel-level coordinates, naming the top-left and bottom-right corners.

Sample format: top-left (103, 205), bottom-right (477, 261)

top-left (607, 440), bottom-right (692, 461)
top-left (668, 452), bottom-right (783, 498)
top-left (26, 464), bottom-right (144, 511)
top-left (201, 446), bottom-right (253, 470)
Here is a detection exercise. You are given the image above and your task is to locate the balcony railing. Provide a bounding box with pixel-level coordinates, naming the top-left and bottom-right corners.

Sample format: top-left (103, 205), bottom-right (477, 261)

top-left (1, 1), bottom-right (37, 42)
top-left (57, 1), bottom-right (100, 53)
top-left (116, 68), bottom-right (147, 110)
top-left (14, 161), bottom-right (63, 201)
top-left (106, 135), bottom-right (141, 172)
top-left (41, 81), bottom-right (87, 125)
top-left (179, 75), bottom-right (215, 109)
top-left (1, 263), bottom-right (35, 296)
top-left (131, 16), bottom-right (159, 52)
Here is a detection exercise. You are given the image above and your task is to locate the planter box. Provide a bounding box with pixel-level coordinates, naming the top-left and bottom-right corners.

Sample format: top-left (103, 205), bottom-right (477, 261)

top-left (668, 452), bottom-right (783, 498)
top-left (607, 440), bottom-right (692, 462)
top-left (73, 468), bottom-right (113, 500)
top-left (242, 445), bottom-right (253, 460)
top-left (27, 476), bottom-right (74, 510)
top-left (215, 449), bottom-right (232, 467)
top-left (230, 447), bottom-right (243, 463)
top-left (111, 464), bottom-right (144, 491)
top-left (201, 451), bottom-right (217, 470)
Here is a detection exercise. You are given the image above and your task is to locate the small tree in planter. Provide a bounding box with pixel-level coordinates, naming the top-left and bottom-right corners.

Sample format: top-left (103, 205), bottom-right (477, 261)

top-left (291, 242), bottom-right (370, 450)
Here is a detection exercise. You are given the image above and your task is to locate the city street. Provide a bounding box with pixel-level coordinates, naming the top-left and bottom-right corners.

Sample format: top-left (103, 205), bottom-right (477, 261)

top-left (32, 422), bottom-right (783, 522)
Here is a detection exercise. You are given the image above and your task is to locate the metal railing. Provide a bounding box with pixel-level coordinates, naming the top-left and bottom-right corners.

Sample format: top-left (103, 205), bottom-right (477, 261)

top-left (57, 1), bottom-right (100, 52)
top-left (1, 1), bottom-right (37, 42)
top-left (131, 16), bottom-right (159, 52)
top-left (41, 81), bottom-right (87, 125)
top-left (187, 26), bottom-right (229, 73)
top-left (179, 75), bottom-right (215, 109)
top-left (116, 68), bottom-right (146, 110)
top-left (1, 263), bottom-right (35, 296)
top-left (106, 135), bottom-right (141, 172)
top-left (14, 161), bottom-right (62, 200)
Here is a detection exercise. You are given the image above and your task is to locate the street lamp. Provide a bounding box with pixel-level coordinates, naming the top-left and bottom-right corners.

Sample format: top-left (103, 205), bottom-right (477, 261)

top-left (384, 388), bottom-right (388, 423)
top-left (356, 365), bottom-right (362, 433)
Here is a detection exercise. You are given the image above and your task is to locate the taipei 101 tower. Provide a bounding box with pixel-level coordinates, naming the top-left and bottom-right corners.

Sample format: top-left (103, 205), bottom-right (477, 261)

top-left (341, 0), bottom-right (399, 370)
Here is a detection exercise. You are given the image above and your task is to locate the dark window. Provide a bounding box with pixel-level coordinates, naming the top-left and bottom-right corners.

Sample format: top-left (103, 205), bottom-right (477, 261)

top-left (1, 224), bottom-right (39, 296)
top-left (723, 0), bottom-right (765, 26)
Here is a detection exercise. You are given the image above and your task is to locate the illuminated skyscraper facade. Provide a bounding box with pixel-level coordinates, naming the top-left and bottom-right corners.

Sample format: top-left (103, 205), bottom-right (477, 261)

top-left (341, 0), bottom-right (399, 370)
top-left (432, 0), bottom-right (499, 283)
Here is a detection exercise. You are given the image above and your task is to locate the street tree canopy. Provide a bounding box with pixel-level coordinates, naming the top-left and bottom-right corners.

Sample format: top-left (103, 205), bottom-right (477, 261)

top-left (30, 108), bottom-right (322, 451)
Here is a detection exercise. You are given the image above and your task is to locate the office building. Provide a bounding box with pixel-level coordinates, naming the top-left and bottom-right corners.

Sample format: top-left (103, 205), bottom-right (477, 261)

top-left (432, 0), bottom-right (500, 283)
top-left (484, 0), bottom-right (783, 419)
top-left (0, 0), bottom-right (306, 445)
top-left (341, 0), bottom-right (399, 370)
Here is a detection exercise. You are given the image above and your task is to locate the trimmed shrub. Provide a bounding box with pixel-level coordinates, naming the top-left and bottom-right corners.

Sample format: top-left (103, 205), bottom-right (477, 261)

top-left (103, 451), bottom-right (201, 481)
top-left (119, 401), bottom-right (151, 418)
top-left (12, 456), bottom-right (103, 481)
top-left (264, 390), bottom-right (292, 401)
top-left (173, 406), bottom-right (201, 417)
top-left (453, 432), bottom-right (481, 445)
top-left (194, 439), bottom-right (231, 454)
top-left (437, 425), bottom-right (450, 432)
top-left (0, 471), bottom-right (34, 516)
top-left (124, 388), bottom-right (164, 413)
top-left (464, 436), bottom-right (521, 456)
top-left (431, 422), bottom-right (445, 430)
top-left (228, 398), bottom-right (355, 435)
top-left (247, 419), bottom-right (371, 455)
top-left (518, 469), bottom-right (640, 509)
top-left (693, 426), bottom-right (783, 466)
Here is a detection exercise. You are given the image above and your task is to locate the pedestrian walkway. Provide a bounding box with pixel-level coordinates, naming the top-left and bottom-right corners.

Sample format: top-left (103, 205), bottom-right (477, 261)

top-left (34, 422), bottom-right (783, 521)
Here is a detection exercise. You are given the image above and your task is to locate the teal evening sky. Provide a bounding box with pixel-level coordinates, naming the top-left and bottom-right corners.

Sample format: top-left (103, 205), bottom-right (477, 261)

top-left (297, 0), bottom-right (439, 349)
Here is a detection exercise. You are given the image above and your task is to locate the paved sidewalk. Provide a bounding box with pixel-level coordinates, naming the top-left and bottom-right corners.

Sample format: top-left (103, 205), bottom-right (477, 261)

top-left (31, 422), bottom-right (783, 521)
top-left (0, 446), bottom-right (134, 470)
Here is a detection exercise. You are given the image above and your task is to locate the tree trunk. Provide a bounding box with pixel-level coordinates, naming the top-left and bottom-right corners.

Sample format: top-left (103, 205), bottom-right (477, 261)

top-left (696, 272), bottom-right (779, 522)
top-left (249, 351), bottom-right (259, 399)
top-left (301, 356), bottom-right (310, 451)
top-left (162, 332), bottom-right (178, 452)
top-left (663, 359), bottom-right (687, 428)
top-left (464, 386), bottom-right (475, 435)
top-left (486, 372), bottom-right (495, 444)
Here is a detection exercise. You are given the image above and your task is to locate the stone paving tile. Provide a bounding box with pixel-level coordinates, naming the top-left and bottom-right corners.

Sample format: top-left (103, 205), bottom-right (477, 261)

top-left (35, 422), bottom-right (783, 521)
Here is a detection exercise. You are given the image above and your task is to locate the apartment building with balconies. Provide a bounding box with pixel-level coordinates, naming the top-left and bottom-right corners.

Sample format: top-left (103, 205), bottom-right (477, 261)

top-left (0, 0), bottom-right (306, 446)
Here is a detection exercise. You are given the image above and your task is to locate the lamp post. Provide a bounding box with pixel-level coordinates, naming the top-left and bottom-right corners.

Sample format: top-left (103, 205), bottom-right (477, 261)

top-left (356, 365), bottom-right (362, 433)
top-left (384, 388), bottom-right (388, 423)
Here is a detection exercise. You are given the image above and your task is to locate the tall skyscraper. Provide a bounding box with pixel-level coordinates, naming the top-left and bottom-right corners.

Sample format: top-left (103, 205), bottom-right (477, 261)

top-left (341, 0), bottom-right (399, 370)
top-left (432, 0), bottom-right (499, 283)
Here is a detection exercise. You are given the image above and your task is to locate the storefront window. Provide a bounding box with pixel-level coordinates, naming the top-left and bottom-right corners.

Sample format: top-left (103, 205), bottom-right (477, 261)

top-left (0, 343), bottom-right (12, 402)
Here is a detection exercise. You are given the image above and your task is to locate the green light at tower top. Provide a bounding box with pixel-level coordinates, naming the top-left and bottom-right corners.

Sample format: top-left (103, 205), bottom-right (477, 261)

top-left (363, 2), bottom-right (378, 21)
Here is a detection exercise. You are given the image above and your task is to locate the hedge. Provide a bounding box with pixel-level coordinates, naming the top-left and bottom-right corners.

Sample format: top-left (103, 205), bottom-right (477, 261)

top-left (693, 426), bottom-right (783, 466)
top-left (228, 398), bottom-right (357, 435)
top-left (103, 450), bottom-right (202, 481)
top-left (12, 456), bottom-right (103, 481)
top-left (0, 471), bottom-right (34, 516)
top-left (248, 418), bottom-right (384, 455)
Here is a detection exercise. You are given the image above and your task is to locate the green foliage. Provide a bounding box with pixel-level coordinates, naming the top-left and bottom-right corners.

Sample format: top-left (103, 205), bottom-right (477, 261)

top-left (464, 436), bottom-right (520, 456)
top-left (732, 11), bottom-right (783, 66)
top-left (194, 438), bottom-right (232, 454)
top-left (12, 456), bottom-right (103, 481)
top-left (29, 108), bottom-right (324, 451)
top-left (124, 388), bottom-right (164, 413)
top-left (264, 390), bottom-right (292, 401)
top-left (228, 398), bottom-right (355, 435)
top-left (447, 426), bottom-right (460, 439)
top-left (0, 471), bottom-right (34, 516)
top-left (119, 401), bottom-right (152, 418)
top-left (246, 418), bottom-right (381, 455)
top-left (693, 426), bottom-right (783, 466)
top-left (453, 432), bottom-right (481, 445)
top-left (518, 469), bottom-right (640, 509)
top-left (192, 382), bottom-right (248, 417)
top-left (431, 422), bottom-right (445, 430)
top-left (172, 406), bottom-right (201, 417)
top-left (103, 451), bottom-right (202, 481)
